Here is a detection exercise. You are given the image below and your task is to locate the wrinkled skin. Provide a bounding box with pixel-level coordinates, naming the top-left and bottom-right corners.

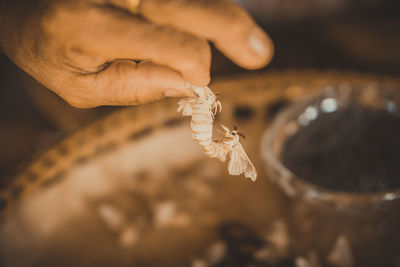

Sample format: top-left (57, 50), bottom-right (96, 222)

top-left (0, 0), bottom-right (273, 108)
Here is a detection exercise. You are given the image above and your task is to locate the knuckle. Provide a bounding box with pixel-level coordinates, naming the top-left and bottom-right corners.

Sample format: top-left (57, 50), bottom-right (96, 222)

top-left (39, 1), bottom-right (86, 38)
top-left (228, 3), bottom-right (250, 19)
top-left (39, 2), bottom-right (68, 36)
top-left (217, 4), bottom-right (254, 40)
top-left (54, 75), bottom-right (97, 109)
top-left (221, 1), bottom-right (252, 24)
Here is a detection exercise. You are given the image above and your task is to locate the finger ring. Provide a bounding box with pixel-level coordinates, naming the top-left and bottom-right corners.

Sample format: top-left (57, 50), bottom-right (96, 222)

top-left (126, 0), bottom-right (141, 14)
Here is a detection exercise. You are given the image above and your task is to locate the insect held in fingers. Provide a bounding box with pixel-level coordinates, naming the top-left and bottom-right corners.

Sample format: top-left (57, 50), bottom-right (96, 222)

top-left (177, 85), bottom-right (257, 181)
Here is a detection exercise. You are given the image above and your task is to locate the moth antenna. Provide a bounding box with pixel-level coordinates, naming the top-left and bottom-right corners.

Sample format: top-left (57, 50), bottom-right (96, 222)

top-left (238, 132), bottom-right (246, 139)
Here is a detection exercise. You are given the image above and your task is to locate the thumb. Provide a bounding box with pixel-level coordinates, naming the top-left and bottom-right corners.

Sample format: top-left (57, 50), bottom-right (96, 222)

top-left (67, 60), bottom-right (194, 108)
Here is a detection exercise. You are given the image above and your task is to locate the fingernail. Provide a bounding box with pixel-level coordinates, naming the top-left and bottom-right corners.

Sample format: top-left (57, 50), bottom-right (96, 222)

top-left (249, 27), bottom-right (268, 57)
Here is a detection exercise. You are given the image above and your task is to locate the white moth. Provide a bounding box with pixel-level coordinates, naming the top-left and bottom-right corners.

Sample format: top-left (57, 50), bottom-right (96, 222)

top-left (178, 86), bottom-right (257, 181)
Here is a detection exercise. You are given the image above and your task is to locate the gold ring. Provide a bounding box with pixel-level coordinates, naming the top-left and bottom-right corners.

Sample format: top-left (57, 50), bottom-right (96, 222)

top-left (126, 0), bottom-right (141, 14)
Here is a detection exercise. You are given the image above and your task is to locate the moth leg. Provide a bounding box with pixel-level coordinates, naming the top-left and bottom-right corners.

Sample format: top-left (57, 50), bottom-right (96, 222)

top-left (177, 98), bottom-right (195, 116)
top-left (210, 108), bottom-right (215, 119)
top-left (211, 100), bottom-right (222, 116)
top-left (216, 101), bottom-right (222, 113)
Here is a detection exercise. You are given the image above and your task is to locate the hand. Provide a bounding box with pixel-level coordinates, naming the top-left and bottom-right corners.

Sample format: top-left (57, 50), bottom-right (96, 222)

top-left (0, 0), bottom-right (273, 108)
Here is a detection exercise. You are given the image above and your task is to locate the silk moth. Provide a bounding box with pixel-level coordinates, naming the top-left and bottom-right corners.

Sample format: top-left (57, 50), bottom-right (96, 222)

top-left (178, 86), bottom-right (257, 181)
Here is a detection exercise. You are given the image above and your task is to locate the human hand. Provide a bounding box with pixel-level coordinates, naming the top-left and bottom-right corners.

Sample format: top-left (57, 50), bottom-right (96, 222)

top-left (0, 0), bottom-right (273, 108)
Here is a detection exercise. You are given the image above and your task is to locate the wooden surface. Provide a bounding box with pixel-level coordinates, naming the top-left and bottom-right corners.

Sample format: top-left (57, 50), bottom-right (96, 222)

top-left (0, 71), bottom-right (399, 266)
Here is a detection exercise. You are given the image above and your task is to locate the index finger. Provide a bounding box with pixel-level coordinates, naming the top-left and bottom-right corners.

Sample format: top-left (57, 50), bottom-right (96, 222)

top-left (139, 0), bottom-right (274, 69)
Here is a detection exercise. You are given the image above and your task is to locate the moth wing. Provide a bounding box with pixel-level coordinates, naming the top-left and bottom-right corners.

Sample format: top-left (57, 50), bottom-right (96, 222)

top-left (228, 147), bottom-right (244, 175)
top-left (215, 142), bottom-right (230, 162)
top-left (228, 143), bottom-right (257, 181)
top-left (177, 98), bottom-right (195, 116)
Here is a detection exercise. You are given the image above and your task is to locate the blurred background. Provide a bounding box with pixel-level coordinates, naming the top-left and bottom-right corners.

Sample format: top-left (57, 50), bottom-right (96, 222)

top-left (1, 0), bottom-right (399, 182)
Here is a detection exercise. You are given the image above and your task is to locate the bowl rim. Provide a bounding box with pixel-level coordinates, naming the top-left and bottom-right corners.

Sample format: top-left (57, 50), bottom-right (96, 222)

top-left (260, 87), bottom-right (400, 205)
